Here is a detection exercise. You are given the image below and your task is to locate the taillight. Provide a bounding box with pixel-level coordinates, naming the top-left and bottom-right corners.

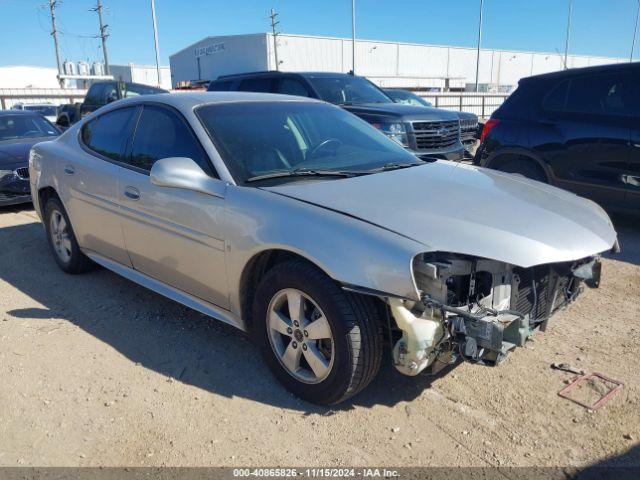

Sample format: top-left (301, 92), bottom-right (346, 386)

top-left (480, 118), bottom-right (500, 143)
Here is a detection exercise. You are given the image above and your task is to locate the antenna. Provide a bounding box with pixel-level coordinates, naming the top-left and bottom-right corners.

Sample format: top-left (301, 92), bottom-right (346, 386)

top-left (48, 0), bottom-right (63, 82)
top-left (269, 8), bottom-right (280, 71)
top-left (92, 0), bottom-right (110, 75)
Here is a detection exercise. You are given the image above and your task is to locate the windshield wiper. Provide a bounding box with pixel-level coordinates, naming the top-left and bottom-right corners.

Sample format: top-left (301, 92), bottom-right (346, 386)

top-left (246, 168), bottom-right (356, 183)
top-left (365, 162), bottom-right (424, 173)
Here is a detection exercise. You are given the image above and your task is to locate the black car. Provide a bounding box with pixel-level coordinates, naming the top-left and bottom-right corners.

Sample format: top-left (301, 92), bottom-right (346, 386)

top-left (0, 111), bottom-right (59, 206)
top-left (474, 62), bottom-right (640, 212)
top-left (384, 88), bottom-right (479, 155)
top-left (209, 71), bottom-right (465, 161)
top-left (56, 81), bottom-right (168, 128)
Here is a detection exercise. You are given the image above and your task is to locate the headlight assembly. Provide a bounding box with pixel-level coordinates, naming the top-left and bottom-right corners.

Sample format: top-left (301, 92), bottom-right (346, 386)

top-left (374, 122), bottom-right (409, 147)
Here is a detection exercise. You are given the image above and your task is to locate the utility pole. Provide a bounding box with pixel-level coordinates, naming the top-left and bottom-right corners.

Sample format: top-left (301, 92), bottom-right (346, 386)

top-left (474, 0), bottom-right (484, 91)
top-left (269, 8), bottom-right (280, 71)
top-left (93, 0), bottom-right (110, 74)
top-left (48, 0), bottom-right (63, 83)
top-left (150, 0), bottom-right (162, 86)
top-left (631, 0), bottom-right (640, 62)
top-left (564, 0), bottom-right (573, 69)
top-left (351, 0), bottom-right (356, 75)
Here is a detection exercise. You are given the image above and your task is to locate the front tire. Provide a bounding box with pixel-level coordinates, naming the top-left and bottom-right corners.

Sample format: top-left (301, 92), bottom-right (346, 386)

top-left (44, 197), bottom-right (93, 274)
top-left (252, 260), bottom-right (383, 405)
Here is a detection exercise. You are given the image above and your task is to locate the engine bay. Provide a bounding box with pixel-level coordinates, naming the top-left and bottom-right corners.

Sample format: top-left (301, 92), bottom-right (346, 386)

top-left (389, 252), bottom-right (602, 376)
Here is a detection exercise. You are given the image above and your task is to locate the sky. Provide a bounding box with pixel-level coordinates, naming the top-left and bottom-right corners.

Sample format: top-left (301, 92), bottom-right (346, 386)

top-left (0, 0), bottom-right (639, 68)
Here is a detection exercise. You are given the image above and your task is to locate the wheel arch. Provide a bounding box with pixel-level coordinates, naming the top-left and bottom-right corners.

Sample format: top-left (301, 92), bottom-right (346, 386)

top-left (485, 147), bottom-right (553, 182)
top-left (239, 248), bottom-right (339, 331)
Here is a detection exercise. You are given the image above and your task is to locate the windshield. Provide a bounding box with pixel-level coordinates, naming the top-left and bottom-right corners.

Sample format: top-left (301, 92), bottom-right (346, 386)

top-left (0, 115), bottom-right (59, 141)
top-left (196, 102), bottom-right (420, 184)
top-left (123, 83), bottom-right (167, 98)
top-left (307, 76), bottom-right (393, 105)
top-left (24, 105), bottom-right (58, 116)
top-left (386, 90), bottom-right (432, 107)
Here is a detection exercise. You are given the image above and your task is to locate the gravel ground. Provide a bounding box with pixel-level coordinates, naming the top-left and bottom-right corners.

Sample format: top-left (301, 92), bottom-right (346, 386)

top-left (0, 205), bottom-right (638, 468)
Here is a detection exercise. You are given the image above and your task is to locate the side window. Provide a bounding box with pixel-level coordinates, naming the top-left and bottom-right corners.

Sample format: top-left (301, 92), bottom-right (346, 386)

top-left (276, 78), bottom-right (310, 97)
top-left (543, 79), bottom-right (569, 112)
top-left (101, 83), bottom-right (119, 103)
top-left (238, 78), bottom-right (274, 93)
top-left (81, 107), bottom-right (137, 161)
top-left (84, 84), bottom-right (105, 104)
top-left (129, 105), bottom-right (211, 174)
top-left (209, 80), bottom-right (233, 91)
top-left (566, 73), bottom-right (634, 116)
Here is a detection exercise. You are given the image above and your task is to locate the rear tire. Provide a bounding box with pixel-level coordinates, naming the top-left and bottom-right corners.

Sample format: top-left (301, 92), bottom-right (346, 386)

top-left (251, 260), bottom-right (383, 405)
top-left (495, 158), bottom-right (547, 183)
top-left (44, 197), bottom-right (93, 274)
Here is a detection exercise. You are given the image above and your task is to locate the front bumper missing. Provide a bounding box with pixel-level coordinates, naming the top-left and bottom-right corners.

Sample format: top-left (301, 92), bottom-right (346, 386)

top-left (389, 257), bottom-right (602, 376)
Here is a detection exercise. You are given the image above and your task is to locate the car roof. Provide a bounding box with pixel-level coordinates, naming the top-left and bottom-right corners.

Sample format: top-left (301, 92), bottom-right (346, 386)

top-left (97, 91), bottom-right (322, 112)
top-left (215, 71), bottom-right (357, 81)
top-left (0, 110), bottom-right (44, 116)
top-left (521, 62), bottom-right (640, 84)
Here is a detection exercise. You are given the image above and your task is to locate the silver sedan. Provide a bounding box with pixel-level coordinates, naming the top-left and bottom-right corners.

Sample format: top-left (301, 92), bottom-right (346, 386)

top-left (29, 92), bottom-right (617, 404)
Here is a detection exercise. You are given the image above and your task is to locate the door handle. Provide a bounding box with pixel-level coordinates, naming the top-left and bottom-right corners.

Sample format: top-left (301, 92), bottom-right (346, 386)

top-left (622, 174), bottom-right (640, 187)
top-left (124, 186), bottom-right (140, 200)
top-left (64, 165), bottom-right (75, 175)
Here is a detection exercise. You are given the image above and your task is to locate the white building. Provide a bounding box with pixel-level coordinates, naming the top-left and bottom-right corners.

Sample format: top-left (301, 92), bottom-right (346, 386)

top-left (0, 66), bottom-right (62, 89)
top-left (169, 33), bottom-right (626, 91)
top-left (110, 63), bottom-right (172, 90)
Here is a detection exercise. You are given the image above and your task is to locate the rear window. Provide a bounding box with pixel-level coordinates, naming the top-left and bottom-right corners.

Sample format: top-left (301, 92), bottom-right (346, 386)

top-left (238, 78), bottom-right (274, 93)
top-left (543, 79), bottom-right (570, 112)
top-left (565, 73), bottom-right (636, 116)
top-left (208, 80), bottom-right (233, 91)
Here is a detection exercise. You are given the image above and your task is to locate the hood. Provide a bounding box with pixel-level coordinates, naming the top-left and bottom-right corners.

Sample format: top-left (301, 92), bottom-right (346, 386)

top-left (0, 137), bottom-right (51, 168)
top-left (457, 111), bottom-right (478, 121)
top-left (342, 103), bottom-right (460, 121)
top-left (263, 162), bottom-right (617, 268)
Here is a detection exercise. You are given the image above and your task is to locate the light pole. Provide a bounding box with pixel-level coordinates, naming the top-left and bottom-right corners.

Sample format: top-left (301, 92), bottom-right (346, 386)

top-left (351, 0), bottom-right (356, 74)
top-left (631, 0), bottom-right (640, 62)
top-left (564, 0), bottom-right (573, 69)
top-left (474, 0), bottom-right (484, 92)
top-left (150, 0), bottom-right (162, 87)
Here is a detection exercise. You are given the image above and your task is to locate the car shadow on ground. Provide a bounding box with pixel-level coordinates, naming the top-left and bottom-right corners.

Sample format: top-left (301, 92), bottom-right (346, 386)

top-left (0, 215), bottom-right (455, 412)
top-left (577, 443), bottom-right (640, 478)
top-left (606, 213), bottom-right (640, 266)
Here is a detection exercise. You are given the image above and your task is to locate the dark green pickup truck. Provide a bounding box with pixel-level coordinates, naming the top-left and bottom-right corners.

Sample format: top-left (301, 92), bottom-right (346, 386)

top-left (56, 81), bottom-right (167, 128)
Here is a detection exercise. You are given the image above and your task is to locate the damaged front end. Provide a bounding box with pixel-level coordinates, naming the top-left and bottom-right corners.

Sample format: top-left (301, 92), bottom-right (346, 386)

top-left (390, 252), bottom-right (602, 376)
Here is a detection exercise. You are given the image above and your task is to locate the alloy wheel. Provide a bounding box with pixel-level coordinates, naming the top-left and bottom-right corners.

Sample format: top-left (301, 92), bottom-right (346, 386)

top-left (49, 209), bottom-right (72, 264)
top-left (267, 288), bottom-right (335, 384)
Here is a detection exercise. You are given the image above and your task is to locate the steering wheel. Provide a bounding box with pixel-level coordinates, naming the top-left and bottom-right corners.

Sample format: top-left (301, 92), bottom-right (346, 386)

top-left (308, 138), bottom-right (342, 159)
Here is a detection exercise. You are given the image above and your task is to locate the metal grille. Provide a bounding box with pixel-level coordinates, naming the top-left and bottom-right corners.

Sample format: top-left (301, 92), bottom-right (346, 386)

top-left (15, 167), bottom-right (29, 179)
top-left (512, 265), bottom-right (577, 322)
top-left (411, 120), bottom-right (459, 151)
top-left (460, 118), bottom-right (478, 143)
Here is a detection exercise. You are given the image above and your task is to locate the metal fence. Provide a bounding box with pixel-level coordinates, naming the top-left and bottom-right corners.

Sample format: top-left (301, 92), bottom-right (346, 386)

top-left (0, 88), bottom-right (87, 110)
top-left (418, 93), bottom-right (510, 119)
top-left (1, 88), bottom-right (509, 119)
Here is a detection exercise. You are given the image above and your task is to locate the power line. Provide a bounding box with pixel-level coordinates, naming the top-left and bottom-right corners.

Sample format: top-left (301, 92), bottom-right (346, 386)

top-left (48, 0), bottom-right (63, 79)
top-left (269, 8), bottom-right (280, 71)
top-left (91, 0), bottom-right (110, 74)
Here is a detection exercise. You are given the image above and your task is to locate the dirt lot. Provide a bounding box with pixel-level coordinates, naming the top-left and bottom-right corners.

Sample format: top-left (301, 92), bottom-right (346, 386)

top-left (0, 204), bottom-right (638, 468)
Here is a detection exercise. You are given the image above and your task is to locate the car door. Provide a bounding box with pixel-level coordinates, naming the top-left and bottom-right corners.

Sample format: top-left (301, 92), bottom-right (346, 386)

top-left (118, 103), bottom-right (230, 309)
top-left (540, 73), bottom-right (630, 208)
top-left (623, 69), bottom-right (640, 210)
top-left (66, 106), bottom-right (139, 266)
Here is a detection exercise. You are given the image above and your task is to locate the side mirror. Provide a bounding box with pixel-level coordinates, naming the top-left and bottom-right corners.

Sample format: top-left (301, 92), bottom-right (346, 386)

top-left (150, 157), bottom-right (225, 198)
